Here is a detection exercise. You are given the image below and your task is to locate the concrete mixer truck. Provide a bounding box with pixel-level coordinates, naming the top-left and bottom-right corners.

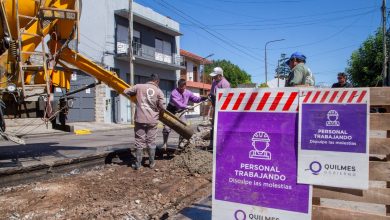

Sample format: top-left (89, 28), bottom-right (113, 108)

top-left (0, 0), bottom-right (194, 144)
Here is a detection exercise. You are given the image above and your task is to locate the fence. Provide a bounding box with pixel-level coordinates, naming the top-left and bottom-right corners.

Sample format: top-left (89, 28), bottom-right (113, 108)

top-left (312, 87), bottom-right (390, 220)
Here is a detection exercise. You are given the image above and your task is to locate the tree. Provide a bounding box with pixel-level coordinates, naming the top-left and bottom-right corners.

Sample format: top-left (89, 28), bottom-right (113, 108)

top-left (346, 28), bottom-right (387, 87)
top-left (204, 59), bottom-right (252, 88)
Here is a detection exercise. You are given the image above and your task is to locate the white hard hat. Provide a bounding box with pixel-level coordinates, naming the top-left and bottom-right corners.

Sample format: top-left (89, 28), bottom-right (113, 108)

top-left (209, 67), bottom-right (223, 77)
top-left (327, 110), bottom-right (338, 117)
top-left (252, 131), bottom-right (270, 142)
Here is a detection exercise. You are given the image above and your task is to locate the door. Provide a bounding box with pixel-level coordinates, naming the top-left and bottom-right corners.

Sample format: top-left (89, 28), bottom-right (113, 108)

top-left (67, 71), bottom-right (96, 122)
top-left (110, 90), bottom-right (120, 123)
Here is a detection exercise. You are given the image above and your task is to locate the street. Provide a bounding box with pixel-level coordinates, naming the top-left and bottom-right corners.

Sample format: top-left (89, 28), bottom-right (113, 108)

top-left (0, 128), bottom-right (180, 171)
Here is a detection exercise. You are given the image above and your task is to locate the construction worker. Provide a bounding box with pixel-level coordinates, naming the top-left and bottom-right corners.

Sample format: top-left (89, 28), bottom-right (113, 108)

top-left (162, 79), bottom-right (208, 149)
top-left (285, 52), bottom-right (315, 87)
top-left (208, 66), bottom-right (230, 148)
top-left (124, 74), bottom-right (165, 170)
top-left (332, 72), bottom-right (352, 88)
top-left (208, 67), bottom-right (230, 107)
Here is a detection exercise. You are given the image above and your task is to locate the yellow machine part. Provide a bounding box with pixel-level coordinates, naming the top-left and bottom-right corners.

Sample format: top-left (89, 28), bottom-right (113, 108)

top-left (1, 0), bottom-right (76, 62)
top-left (51, 42), bottom-right (194, 139)
top-left (2, 0), bottom-right (76, 38)
top-left (0, 0), bottom-right (195, 139)
top-left (25, 69), bottom-right (71, 90)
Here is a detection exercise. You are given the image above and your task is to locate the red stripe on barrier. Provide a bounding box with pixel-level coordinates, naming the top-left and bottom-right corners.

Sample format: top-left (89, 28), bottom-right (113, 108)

top-left (244, 92), bottom-right (258, 110)
top-left (311, 91), bottom-right (321, 103)
top-left (356, 90), bottom-right (367, 103)
top-left (233, 93), bottom-right (246, 110)
top-left (320, 91), bottom-right (330, 103)
top-left (270, 92), bottom-right (284, 111)
top-left (303, 91), bottom-right (312, 103)
top-left (282, 92), bottom-right (298, 111)
top-left (338, 91), bottom-right (348, 103)
top-left (347, 91), bottom-right (358, 103)
top-left (329, 91), bottom-right (339, 103)
top-left (256, 92), bottom-right (271, 110)
top-left (221, 93), bottom-right (234, 110)
top-left (218, 93), bottom-right (222, 101)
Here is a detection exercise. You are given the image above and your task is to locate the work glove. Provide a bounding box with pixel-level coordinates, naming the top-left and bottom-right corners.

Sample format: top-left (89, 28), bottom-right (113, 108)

top-left (201, 96), bottom-right (209, 101)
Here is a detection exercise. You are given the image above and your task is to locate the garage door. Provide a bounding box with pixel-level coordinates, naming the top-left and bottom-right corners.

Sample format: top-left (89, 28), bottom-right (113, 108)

top-left (66, 71), bottom-right (96, 122)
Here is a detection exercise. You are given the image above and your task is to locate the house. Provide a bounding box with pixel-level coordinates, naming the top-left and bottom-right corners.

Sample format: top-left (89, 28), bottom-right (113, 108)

top-left (180, 49), bottom-right (212, 117)
top-left (70, 0), bottom-right (183, 123)
top-left (113, 3), bottom-right (183, 123)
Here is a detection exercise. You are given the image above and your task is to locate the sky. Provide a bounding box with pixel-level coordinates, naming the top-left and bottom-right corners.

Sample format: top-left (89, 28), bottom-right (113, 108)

top-left (135, 0), bottom-right (382, 86)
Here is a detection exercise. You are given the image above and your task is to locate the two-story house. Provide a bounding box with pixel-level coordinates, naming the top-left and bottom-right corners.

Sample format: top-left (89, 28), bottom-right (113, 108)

top-left (180, 49), bottom-right (212, 117)
top-left (68, 0), bottom-right (183, 123)
top-left (113, 3), bottom-right (183, 123)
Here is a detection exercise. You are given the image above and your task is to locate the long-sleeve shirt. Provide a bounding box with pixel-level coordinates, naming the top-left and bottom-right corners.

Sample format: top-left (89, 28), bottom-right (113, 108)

top-left (169, 88), bottom-right (202, 110)
top-left (124, 81), bottom-right (165, 124)
top-left (210, 77), bottom-right (231, 96)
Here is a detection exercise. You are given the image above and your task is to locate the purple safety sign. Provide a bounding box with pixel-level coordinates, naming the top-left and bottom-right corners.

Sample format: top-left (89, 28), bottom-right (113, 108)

top-left (297, 88), bottom-right (369, 190)
top-left (212, 88), bottom-right (312, 220)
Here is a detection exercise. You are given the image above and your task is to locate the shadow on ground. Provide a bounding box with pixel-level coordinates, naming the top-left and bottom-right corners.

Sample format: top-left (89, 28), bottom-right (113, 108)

top-left (175, 196), bottom-right (212, 220)
top-left (0, 143), bottom-right (95, 168)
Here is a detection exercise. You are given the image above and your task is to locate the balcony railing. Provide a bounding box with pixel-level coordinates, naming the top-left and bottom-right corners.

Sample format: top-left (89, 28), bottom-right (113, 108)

top-left (116, 41), bottom-right (184, 66)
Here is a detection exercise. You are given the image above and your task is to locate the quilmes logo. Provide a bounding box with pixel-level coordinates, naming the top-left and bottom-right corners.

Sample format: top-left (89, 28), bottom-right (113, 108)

top-left (326, 110), bottom-right (340, 126)
top-left (234, 210), bottom-right (246, 220)
top-left (234, 209), bottom-right (280, 220)
top-left (249, 131), bottom-right (271, 160)
top-left (306, 161), bottom-right (357, 176)
top-left (306, 161), bottom-right (322, 175)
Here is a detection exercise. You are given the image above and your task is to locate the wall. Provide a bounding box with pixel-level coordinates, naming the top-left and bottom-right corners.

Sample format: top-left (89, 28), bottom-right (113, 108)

top-left (79, 0), bottom-right (127, 123)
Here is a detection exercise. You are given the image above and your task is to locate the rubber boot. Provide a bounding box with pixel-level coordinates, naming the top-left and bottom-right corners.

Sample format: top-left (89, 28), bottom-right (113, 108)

top-left (149, 148), bottom-right (156, 168)
top-left (133, 148), bottom-right (143, 170)
top-left (162, 132), bottom-right (169, 150)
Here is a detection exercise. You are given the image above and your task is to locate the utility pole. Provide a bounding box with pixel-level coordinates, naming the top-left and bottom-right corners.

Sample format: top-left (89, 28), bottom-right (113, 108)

top-left (129, 0), bottom-right (135, 124)
top-left (264, 39), bottom-right (285, 84)
top-left (382, 0), bottom-right (388, 86)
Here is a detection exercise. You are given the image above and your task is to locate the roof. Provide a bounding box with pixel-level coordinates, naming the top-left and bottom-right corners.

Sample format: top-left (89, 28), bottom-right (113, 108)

top-left (186, 81), bottom-right (211, 90)
top-left (180, 49), bottom-right (212, 64)
top-left (115, 9), bottom-right (182, 36)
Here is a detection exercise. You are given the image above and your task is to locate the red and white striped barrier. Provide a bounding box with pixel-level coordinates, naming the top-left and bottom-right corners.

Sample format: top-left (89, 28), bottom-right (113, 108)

top-left (301, 89), bottom-right (368, 104)
top-left (217, 88), bottom-right (299, 112)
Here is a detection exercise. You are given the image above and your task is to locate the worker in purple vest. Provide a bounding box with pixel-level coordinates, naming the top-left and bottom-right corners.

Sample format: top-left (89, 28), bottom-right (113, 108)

top-left (208, 66), bottom-right (230, 148)
top-left (162, 79), bottom-right (208, 150)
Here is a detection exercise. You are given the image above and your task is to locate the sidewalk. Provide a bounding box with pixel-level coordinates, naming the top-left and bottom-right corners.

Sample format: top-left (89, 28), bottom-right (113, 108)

top-left (0, 116), bottom-right (206, 176)
top-left (4, 115), bottom-right (208, 138)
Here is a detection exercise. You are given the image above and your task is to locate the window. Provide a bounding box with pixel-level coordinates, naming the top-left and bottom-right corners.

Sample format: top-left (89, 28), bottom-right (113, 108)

top-left (133, 30), bottom-right (141, 55)
top-left (155, 38), bottom-right (172, 63)
top-left (116, 25), bottom-right (128, 54)
top-left (116, 24), bottom-right (140, 55)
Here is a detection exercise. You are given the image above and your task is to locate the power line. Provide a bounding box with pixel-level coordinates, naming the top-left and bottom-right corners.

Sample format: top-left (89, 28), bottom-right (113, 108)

top-left (180, 9), bottom-right (376, 31)
top-left (80, 33), bottom-right (106, 50)
top-left (274, 14), bottom-right (371, 50)
top-left (179, 1), bottom-right (377, 27)
top-left (153, 0), bottom-right (265, 63)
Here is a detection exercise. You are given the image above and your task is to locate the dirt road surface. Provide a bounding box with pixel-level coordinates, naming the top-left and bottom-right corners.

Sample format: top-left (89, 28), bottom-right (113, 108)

top-left (0, 146), bottom-right (213, 220)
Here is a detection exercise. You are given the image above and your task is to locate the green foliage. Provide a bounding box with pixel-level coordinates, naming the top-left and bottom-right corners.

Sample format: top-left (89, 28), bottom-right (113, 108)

top-left (346, 28), bottom-right (386, 87)
top-left (204, 59), bottom-right (252, 88)
top-left (258, 83), bottom-right (269, 88)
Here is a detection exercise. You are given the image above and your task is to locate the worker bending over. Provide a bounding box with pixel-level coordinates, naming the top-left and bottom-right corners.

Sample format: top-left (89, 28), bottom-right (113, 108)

top-left (162, 79), bottom-right (208, 149)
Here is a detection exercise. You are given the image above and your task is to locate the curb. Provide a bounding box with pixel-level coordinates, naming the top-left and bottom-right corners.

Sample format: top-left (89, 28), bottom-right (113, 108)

top-left (0, 147), bottom-right (131, 188)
